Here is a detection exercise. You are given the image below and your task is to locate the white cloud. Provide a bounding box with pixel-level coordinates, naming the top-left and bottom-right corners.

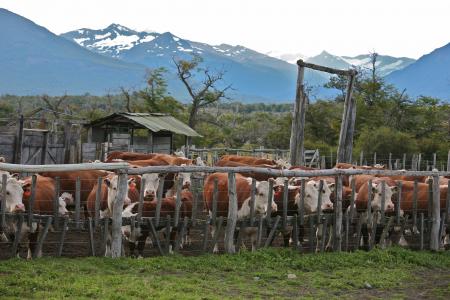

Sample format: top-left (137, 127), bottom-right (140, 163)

top-left (1, 0), bottom-right (450, 58)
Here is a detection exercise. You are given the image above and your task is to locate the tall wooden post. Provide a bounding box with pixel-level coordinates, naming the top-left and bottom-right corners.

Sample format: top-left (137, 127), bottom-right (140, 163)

top-left (111, 171), bottom-right (128, 258)
top-left (289, 61), bottom-right (306, 166)
top-left (14, 115), bottom-right (24, 164)
top-left (224, 172), bottom-right (237, 254)
top-left (63, 121), bottom-right (72, 164)
top-left (337, 70), bottom-right (356, 163)
top-left (40, 131), bottom-right (48, 165)
top-left (430, 174), bottom-right (441, 251)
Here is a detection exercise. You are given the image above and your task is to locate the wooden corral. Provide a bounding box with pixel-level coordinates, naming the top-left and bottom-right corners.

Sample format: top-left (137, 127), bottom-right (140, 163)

top-left (1, 161), bottom-right (449, 260)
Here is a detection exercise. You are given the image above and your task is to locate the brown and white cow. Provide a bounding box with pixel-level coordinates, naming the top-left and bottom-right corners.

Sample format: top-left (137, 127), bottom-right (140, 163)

top-left (105, 151), bottom-right (158, 162)
top-left (203, 173), bottom-right (277, 252)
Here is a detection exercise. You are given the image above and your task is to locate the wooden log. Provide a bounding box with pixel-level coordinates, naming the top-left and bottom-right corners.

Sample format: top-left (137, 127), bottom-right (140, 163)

top-left (289, 64), bottom-right (305, 166)
top-left (201, 217), bottom-right (210, 253)
top-left (11, 214), bottom-right (24, 258)
top-left (94, 177), bottom-right (102, 228)
top-left (349, 177), bottom-right (356, 220)
top-left (148, 219), bottom-right (164, 256)
top-left (165, 215), bottom-right (171, 255)
top-left (110, 172), bottom-right (128, 258)
top-left (334, 175), bottom-right (343, 251)
top-left (418, 153), bottom-right (422, 171)
top-left (292, 215), bottom-right (301, 252)
top-left (344, 210), bottom-right (349, 251)
top-left (27, 175), bottom-right (37, 229)
top-left (367, 179), bottom-right (373, 225)
top-left (53, 177), bottom-right (60, 231)
top-left (0, 162), bottom-right (129, 173)
top-left (137, 177), bottom-right (145, 225)
top-left (174, 217), bottom-right (187, 253)
top-left (298, 179), bottom-right (306, 225)
top-left (380, 181), bottom-right (386, 224)
top-left (297, 60), bottom-right (357, 76)
top-left (369, 213), bottom-right (379, 250)
top-left (403, 153), bottom-right (406, 169)
top-left (337, 73), bottom-right (356, 163)
top-left (102, 218), bottom-right (109, 253)
top-left (379, 216), bottom-right (394, 249)
top-left (266, 179), bottom-right (274, 226)
top-left (33, 216), bottom-right (52, 258)
top-left (320, 216), bottom-right (328, 252)
top-left (88, 217), bottom-right (95, 256)
top-left (316, 180), bottom-right (324, 221)
top-left (249, 178), bottom-right (256, 226)
top-left (396, 181), bottom-right (402, 225)
top-left (236, 221), bottom-right (246, 252)
top-left (433, 153), bottom-right (437, 170)
top-left (224, 173), bottom-right (238, 254)
top-left (355, 214), bottom-right (363, 250)
top-left (210, 216), bottom-right (223, 253)
top-left (63, 121), bottom-right (72, 164)
top-left (373, 152), bottom-right (377, 165)
top-left (75, 176), bottom-right (81, 230)
top-left (439, 212), bottom-right (445, 249)
top-left (14, 115), bottom-right (24, 164)
top-left (40, 131), bottom-right (48, 165)
top-left (57, 217), bottom-right (68, 257)
top-left (264, 215), bottom-right (280, 247)
top-left (256, 215), bottom-right (264, 249)
top-left (174, 178), bottom-right (182, 228)
top-left (359, 151), bottom-right (364, 166)
top-left (308, 216), bottom-right (315, 253)
top-left (430, 174), bottom-right (441, 251)
top-left (282, 179), bottom-right (289, 230)
top-left (388, 153), bottom-right (392, 170)
top-left (153, 177), bottom-right (164, 227)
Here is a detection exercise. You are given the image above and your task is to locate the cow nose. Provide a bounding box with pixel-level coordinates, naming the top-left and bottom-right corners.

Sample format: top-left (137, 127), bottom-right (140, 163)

top-left (183, 182), bottom-right (191, 189)
top-left (387, 203), bottom-right (394, 211)
top-left (145, 190), bottom-right (155, 196)
top-left (14, 203), bottom-right (25, 212)
top-left (323, 203), bottom-right (333, 211)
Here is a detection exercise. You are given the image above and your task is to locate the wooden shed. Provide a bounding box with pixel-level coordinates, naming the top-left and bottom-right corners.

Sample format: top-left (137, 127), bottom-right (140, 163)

top-left (83, 112), bottom-right (200, 160)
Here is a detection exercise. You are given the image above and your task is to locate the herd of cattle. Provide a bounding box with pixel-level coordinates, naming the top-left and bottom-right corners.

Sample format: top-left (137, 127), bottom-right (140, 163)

top-left (0, 151), bottom-right (449, 259)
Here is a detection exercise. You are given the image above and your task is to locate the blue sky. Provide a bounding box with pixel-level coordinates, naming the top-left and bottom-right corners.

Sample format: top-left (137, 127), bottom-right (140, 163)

top-left (1, 0), bottom-right (449, 58)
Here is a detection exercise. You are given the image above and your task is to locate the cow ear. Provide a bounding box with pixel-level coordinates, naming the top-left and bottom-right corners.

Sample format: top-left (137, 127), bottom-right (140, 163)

top-left (158, 173), bottom-right (166, 178)
top-left (371, 186), bottom-right (377, 193)
top-left (0, 156), bottom-right (5, 163)
top-left (104, 178), bottom-right (111, 187)
top-left (328, 183), bottom-right (335, 192)
top-left (10, 173), bottom-right (20, 180)
top-left (21, 182), bottom-right (31, 190)
top-left (390, 185), bottom-right (398, 193)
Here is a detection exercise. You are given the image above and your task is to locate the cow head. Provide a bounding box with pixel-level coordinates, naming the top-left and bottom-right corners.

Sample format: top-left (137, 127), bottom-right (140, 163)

top-left (59, 192), bottom-right (74, 206)
top-left (297, 180), bottom-right (334, 214)
top-left (104, 175), bottom-right (132, 212)
top-left (142, 173), bottom-right (165, 199)
top-left (0, 177), bottom-right (25, 213)
top-left (254, 180), bottom-right (277, 216)
top-left (58, 196), bottom-right (70, 216)
top-left (176, 164), bottom-right (191, 189)
top-left (371, 182), bottom-right (396, 212)
top-left (275, 159), bottom-right (291, 170)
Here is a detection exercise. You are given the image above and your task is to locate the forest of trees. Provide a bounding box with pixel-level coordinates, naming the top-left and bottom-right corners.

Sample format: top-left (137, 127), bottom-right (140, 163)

top-left (0, 55), bottom-right (448, 163)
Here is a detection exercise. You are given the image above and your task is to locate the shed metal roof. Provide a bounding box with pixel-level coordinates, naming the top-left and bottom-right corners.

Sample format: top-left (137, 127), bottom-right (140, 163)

top-left (87, 113), bottom-right (201, 137)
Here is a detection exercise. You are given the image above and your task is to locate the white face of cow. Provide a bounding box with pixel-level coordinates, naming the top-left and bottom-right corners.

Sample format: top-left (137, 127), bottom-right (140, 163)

top-left (0, 178), bottom-right (25, 213)
top-left (58, 196), bottom-right (70, 216)
top-left (297, 180), bottom-right (334, 214)
top-left (142, 173), bottom-right (164, 199)
top-left (59, 192), bottom-right (74, 206)
top-left (176, 164), bottom-right (191, 189)
top-left (275, 159), bottom-right (291, 169)
top-left (371, 182), bottom-right (396, 212)
top-left (104, 176), bottom-right (132, 211)
top-left (254, 181), bottom-right (277, 215)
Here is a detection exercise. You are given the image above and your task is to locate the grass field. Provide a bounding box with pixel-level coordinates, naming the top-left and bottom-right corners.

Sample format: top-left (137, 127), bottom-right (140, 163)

top-left (0, 247), bottom-right (449, 299)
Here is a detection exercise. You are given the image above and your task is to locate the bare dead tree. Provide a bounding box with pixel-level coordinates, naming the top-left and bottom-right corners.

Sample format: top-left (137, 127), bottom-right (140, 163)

top-left (41, 94), bottom-right (68, 118)
top-left (120, 87), bottom-right (134, 113)
top-left (173, 56), bottom-right (232, 129)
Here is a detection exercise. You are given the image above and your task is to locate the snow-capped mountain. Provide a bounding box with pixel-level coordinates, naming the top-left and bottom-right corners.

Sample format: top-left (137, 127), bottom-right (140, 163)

top-left (268, 51), bottom-right (415, 76)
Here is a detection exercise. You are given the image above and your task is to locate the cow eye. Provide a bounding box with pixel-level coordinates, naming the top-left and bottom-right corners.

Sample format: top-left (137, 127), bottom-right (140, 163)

top-left (6, 191), bottom-right (10, 195)
top-left (322, 190), bottom-right (325, 194)
top-left (113, 187), bottom-right (117, 190)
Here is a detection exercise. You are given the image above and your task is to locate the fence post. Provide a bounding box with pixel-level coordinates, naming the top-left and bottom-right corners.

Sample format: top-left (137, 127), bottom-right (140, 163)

top-left (402, 153), bottom-right (406, 169)
top-left (224, 172), bottom-right (237, 254)
top-left (430, 174), bottom-right (441, 251)
top-left (359, 151), bottom-right (363, 166)
top-left (388, 153), bottom-right (392, 170)
top-left (334, 175), bottom-right (343, 251)
top-left (373, 152), bottom-right (377, 165)
top-left (111, 171), bottom-right (128, 258)
top-left (433, 153), bottom-right (437, 170)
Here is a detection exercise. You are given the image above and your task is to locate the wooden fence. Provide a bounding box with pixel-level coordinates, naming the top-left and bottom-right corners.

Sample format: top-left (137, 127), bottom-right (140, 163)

top-left (0, 162), bottom-right (449, 259)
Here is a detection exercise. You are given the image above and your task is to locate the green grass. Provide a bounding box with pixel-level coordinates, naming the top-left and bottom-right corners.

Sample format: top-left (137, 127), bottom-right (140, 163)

top-left (0, 248), bottom-right (449, 299)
